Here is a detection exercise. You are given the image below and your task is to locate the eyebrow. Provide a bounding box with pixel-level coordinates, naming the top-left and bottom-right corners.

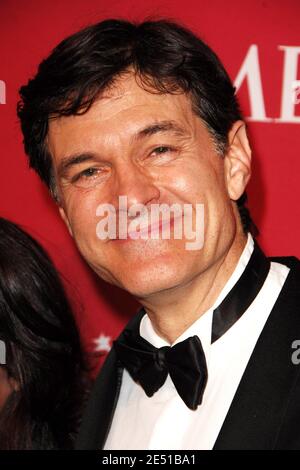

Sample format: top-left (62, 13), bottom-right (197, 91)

top-left (57, 120), bottom-right (187, 177)
top-left (57, 152), bottom-right (97, 178)
top-left (133, 120), bottom-right (187, 141)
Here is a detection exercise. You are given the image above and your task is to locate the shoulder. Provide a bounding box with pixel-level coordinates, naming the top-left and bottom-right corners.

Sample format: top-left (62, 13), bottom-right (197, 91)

top-left (264, 255), bottom-right (300, 328)
top-left (268, 255), bottom-right (300, 271)
top-left (268, 255), bottom-right (300, 296)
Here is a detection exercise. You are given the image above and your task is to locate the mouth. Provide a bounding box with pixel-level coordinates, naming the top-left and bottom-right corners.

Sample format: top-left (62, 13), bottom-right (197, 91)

top-left (112, 216), bottom-right (179, 243)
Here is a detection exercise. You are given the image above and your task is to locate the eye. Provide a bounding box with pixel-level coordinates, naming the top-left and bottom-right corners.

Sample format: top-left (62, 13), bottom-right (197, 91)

top-left (144, 146), bottom-right (178, 165)
top-left (72, 167), bottom-right (100, 183)
top-left (70, 166), bottom-right (108, 188)
top-left (151, 146), bottom-right (173, 155)
top-left (80, 168), bottom-right (99, 178)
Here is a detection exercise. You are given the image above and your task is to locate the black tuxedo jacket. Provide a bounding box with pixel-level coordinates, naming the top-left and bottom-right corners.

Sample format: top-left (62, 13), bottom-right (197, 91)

top-left (76, 255), bottom-right (300, 450)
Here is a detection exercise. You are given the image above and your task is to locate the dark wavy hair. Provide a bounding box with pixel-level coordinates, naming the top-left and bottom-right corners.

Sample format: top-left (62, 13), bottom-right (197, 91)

top-left (17, 18), bottom-right (257, 236)
top-left (0, 217), bottom-right (89, 449)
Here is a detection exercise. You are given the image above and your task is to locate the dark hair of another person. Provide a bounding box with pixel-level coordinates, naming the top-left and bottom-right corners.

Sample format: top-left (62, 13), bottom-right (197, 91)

top-left (0, 217), bottom-right (89, 450)
top-left (17, 18), bottom-right (258, 236)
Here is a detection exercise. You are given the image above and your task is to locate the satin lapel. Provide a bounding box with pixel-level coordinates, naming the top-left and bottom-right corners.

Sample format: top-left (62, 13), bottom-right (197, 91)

top-left (214, 257), bottom-right (300, 450)
top-left (212, 241), bottom-right (270, 343)
top-left (75, 347), bottom-right (122, 450)
top-left (75, 308), bottom-right (146, 450)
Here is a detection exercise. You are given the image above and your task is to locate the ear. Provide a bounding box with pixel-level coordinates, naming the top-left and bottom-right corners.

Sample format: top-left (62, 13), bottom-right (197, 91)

top-left (224, 120), bottom-right (252, 201)
top-left (58, 205), bottom-right (73, 237)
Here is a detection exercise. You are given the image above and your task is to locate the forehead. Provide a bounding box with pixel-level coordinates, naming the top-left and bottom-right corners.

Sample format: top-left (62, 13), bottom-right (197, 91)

top-left (47, 74), bottom-right (201, 149)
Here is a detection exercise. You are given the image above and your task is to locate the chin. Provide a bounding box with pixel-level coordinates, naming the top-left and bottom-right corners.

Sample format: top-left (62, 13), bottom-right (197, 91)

top-left (117, 267), bottom-right (185, 298)
top-left (91, 241), bottom-right (194, 295)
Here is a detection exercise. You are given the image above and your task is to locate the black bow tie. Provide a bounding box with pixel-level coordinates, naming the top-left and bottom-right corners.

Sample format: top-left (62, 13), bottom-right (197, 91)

top-left (113, 240), bottom-right (270, 410)
top-left (114, 331), bottom-right (208, 410)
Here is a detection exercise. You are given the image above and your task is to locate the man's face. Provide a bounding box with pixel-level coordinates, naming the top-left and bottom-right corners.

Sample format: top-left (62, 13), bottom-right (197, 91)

top-left (48, 74), bottom-right (239, 298)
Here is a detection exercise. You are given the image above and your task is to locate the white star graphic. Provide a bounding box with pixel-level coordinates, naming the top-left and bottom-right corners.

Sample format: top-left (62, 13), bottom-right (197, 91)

top-left (93, 333), bottom-right (112, 353)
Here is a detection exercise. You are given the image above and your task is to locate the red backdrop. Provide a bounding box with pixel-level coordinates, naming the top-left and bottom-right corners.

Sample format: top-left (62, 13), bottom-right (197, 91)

top-left (0, 0), bottom-right (299, 374)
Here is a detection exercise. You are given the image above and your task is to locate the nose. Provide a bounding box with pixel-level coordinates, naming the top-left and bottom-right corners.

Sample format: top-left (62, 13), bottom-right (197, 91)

top-left (112, 161), bottom-right (160, 211)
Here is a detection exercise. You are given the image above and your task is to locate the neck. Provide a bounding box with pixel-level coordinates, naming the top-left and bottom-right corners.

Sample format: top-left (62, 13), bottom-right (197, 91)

top-left (137, 228), bottom-right (248, 344)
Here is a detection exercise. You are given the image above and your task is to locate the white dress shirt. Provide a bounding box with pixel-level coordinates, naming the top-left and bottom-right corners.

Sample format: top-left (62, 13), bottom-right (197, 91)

top-left (104, 233), bottom-right (290, 450)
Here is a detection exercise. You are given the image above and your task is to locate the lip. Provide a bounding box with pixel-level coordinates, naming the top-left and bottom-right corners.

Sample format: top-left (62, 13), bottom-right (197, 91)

top-left (113, 216), bottom-right (179, 242)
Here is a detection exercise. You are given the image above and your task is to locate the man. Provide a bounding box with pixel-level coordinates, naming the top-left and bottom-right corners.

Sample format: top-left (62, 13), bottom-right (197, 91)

top-left (17, 19), bottom-right (300, 449)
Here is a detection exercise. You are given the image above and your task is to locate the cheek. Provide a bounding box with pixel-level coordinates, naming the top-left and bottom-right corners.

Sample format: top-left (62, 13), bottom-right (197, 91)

top-left (157, 163), bottom-right (205, 204)
top-left (64, 189), bottom-right (101, 236)
top-left (179, 161), bottom-right (232, 232)
top-left (60, 190), bottom-right (108, 266)
top-left (169, 158), bottom-right (226, 205)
